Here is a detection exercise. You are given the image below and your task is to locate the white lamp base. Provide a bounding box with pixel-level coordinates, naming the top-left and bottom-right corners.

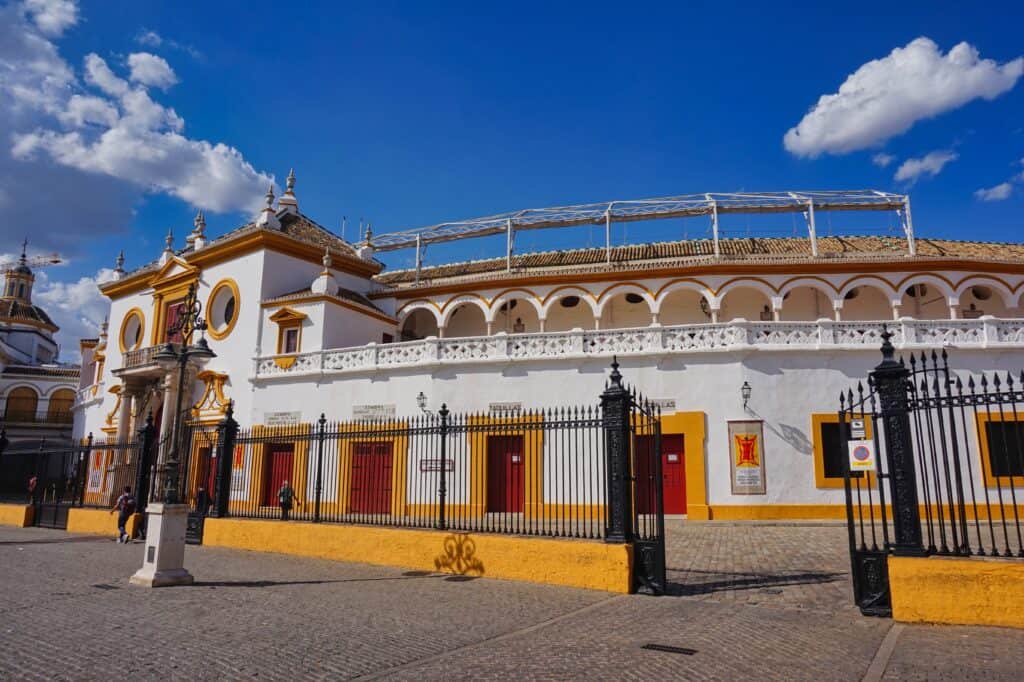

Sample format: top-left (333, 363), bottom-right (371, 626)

top-left (129, 502), bottom-right (194, 588)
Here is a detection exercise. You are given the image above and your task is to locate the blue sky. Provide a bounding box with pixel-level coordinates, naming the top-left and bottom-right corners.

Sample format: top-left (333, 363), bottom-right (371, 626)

top-left (1, 0), bottom-right (1022, 353)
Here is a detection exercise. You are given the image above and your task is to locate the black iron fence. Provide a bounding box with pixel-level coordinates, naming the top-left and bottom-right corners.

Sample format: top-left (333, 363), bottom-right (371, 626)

top-left (218, 406), bottom-right (608, 540)
top-left (840, 332), bottom-right (1024, 615)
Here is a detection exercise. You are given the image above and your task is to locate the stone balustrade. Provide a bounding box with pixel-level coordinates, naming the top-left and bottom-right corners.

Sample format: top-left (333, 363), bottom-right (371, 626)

top-left (251, 317), bottom-right (1024, 379)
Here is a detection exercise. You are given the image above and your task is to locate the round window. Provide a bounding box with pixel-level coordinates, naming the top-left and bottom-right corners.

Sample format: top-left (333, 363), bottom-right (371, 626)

top-left (560, 296), bottom-right (580, 308)
top-left (207, 280), bottom-right (240, 340)
top-left (624, 293), bottom-right (644, 305)
top-left (119, 311), bottom-right (144, 352)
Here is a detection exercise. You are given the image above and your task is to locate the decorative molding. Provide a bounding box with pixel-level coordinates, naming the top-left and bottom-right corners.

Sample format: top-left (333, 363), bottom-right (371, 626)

top-left (191, 370), bottom-right (230, 421)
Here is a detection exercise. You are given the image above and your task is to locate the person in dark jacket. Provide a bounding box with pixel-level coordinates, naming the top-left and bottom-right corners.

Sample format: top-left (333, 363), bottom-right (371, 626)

top-left (277, 480), bottom-right (298, 521)
top-left (109, 486), bottom-right (136, 543)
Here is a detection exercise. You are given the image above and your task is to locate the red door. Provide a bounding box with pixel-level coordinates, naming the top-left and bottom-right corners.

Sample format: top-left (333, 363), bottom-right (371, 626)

top-left (635, 435), bottom-right (686, 514)
top-left (351, 442), bottom-right (393, 514)
top-left (262, 444), bottom-right (294, 506)
top-left (487, 435), bottom-right (525, 513)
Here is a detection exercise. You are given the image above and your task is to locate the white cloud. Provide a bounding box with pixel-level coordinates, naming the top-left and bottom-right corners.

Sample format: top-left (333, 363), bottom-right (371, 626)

top-left (872, 153), bottom-right (895, 168)
top-left (4, 14), bottom-right (272, 219)
top-left (784, 37), bottom-right (1024, 157)
top-left (894, 150), bottom-right (958, 184)
top-left (127, 52), bottom-right (178, 89)
top-left (134, 28), bottom-right (202, 60)
top-left (22, 0), bottom-right (78, 37)
top-left (33, 267), bottom-right (117, 362)
top-left (974, 182), bottom-right (1013, 201)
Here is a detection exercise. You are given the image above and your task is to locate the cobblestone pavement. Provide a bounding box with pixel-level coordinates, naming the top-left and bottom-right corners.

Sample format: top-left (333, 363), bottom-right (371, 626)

top-left (1, 523), bottom-right (1022, 680)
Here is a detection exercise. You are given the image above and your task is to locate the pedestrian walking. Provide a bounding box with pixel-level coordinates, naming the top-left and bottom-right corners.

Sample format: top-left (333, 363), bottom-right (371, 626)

top-left (110, 486), bottom-right (137, 543)
top-left (27, 474), bottom-right (37, 504)
top-left (277, 480), bottom-right (298, 521)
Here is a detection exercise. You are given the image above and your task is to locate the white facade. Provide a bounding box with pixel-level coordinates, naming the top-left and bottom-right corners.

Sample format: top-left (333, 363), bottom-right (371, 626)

top-left (73, 183), bottom-right (1024, 518)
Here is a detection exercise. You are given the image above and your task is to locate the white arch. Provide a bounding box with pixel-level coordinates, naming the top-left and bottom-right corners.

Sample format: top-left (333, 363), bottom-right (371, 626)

top-left (595, 283), bottom-right (656, 316)
top-left (896, 274), bottom-right (957, 303)
top-left (396, 300), bottom-right (443, 329)
top-left (42, 384), bottom-right (77, 398)
top-left (440, 295), bottom-right (490, 327)
top-left (778, 278), bottom-right (839, 301)
top-left (540, 286), bottom-right (600, 319)
top-left (487, 291), bottom-right (545, 324)
top-left (716, 279), bottom-right (776, 305)
top-left (837, 277), bottom-right (899, 303)
top-left (1, 383), bottom-right (41, 399)
top-left (953, 277), bottom-right (1016, 309)
top-left (654, 280), bottom-right (716, 312)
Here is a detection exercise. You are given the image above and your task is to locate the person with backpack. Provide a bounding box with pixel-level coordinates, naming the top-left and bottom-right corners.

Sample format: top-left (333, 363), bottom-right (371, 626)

top-left (277, 480), bottom-right (298, 521)
top-left (110, 486), bottom-right (137, 544)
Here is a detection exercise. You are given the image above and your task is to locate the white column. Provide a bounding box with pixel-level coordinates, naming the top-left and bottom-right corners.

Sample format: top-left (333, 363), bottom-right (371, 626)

top-left (115, 389), bottom-right (133, 442)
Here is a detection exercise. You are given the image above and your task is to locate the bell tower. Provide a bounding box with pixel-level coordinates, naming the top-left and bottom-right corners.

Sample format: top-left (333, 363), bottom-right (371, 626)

top-left (2, 241), bottom-right (34, 302)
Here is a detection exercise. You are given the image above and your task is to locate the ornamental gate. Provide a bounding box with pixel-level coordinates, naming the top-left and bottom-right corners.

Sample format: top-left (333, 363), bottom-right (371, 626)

top-left (840, 330), bottom-right (1024, 616)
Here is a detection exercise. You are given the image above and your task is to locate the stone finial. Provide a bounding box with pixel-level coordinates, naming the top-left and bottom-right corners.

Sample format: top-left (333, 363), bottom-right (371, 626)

top-left (278, 168), bottom-right (299, 215)
top-left (364, 222), bottom-right (373, 242)
top-left (255, 183), bottom-right (281, 229)
top-left (99, 316), bottom-right (109, 340)
top-left (115, 250), bottom-right (125, 272)
top-left (311, 246), bottom-right (337, 295)
top-left (160, 229), bottom-right (175, 264)
top-left (193, 210), bottom-right (206, 237)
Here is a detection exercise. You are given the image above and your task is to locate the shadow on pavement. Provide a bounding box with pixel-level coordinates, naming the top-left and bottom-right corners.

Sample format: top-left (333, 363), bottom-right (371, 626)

top-left (193, 573), bottom-right (453, 588)
top-left (665, 567), bottom-right (846, 596)
top-left (0, 536), bottom-right (109, 546)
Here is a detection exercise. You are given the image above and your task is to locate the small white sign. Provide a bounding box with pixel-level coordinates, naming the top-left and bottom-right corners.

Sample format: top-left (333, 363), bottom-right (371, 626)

top-left (353, 404), bottom-right (396, 421)
top-left (489, 402), bottom-right (522, 415)
top-left (667, 454), bottom-right (679, 463)
top-left (850, 418), bottom-right (866, 439)
top-left (848, 440), bottom-right (877, 472)
top-left (264, 411), bottom-right (301, 426)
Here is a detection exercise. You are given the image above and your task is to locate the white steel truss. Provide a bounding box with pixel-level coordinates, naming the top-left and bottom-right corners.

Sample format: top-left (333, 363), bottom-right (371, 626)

top-left (368, 190), bottom-right (915, 273)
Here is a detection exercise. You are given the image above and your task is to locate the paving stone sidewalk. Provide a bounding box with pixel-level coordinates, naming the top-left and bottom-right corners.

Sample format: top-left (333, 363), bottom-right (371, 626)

top-left (1, 523), bottom-right (1022, 680)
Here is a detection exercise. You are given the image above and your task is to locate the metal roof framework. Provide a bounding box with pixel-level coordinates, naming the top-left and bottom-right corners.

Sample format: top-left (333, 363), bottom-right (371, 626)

top-left (368, 190), bottom-right (915, 281)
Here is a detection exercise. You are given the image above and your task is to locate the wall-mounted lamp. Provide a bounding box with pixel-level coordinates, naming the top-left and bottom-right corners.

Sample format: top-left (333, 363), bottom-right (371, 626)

top-left (741, 381), bottom-right (752, 410)
top-left (416, 391), bottom-right (430, 414)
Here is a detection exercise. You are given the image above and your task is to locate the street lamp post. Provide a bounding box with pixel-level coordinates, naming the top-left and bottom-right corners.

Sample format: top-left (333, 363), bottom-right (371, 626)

top-left (130, 283), bottom-right (215, 588)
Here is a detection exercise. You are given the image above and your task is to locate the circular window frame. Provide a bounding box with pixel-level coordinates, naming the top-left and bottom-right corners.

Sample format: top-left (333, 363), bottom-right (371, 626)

top-left (118, 308), bottom-right (146, 353)
top-left (206, 279), bottom-right (240, 341)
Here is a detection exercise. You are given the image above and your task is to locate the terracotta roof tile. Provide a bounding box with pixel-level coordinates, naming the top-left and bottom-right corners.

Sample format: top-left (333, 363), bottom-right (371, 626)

top-left (373, 235), bottom-right (1024, 287)
top-left (0, 299), bottom-right (58, 329)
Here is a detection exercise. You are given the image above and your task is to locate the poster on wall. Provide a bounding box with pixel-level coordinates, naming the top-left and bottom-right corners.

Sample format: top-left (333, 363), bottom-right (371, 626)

top-left (728, 419), bottom-right (767, 495)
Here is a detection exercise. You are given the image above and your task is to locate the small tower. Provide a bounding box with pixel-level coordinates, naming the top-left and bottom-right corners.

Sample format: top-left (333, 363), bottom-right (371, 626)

top-left (278, 168), bottom-right (299, 215)
top-left (159, 228), bottom-right (175, 265)
top-left (310, 247), bottom-right (337, 295)
top-left (192, 210), bottom-right (207, 250)
top-left (255, 184), bottom-right (281, 229)
top-left (357, 223), bottom-right (375, 261)
top-left (112, 250), bottom-right (126, 280)
top-left (2, 240), bottom-right (35, 302)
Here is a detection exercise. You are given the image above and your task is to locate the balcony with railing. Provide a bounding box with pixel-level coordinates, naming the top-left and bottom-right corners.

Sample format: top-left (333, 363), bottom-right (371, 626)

top-left (118, 344), bottom-right (182, 374)
top-left (252, 317), bottom-right (1024, 379)
top-left (1, 409), bottom-right (74, 425)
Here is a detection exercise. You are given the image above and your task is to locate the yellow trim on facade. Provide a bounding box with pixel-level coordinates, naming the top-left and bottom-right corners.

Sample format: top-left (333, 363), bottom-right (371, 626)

top-left (328, 422), bottom-right (410, 517)
top-left (890, 555), bottom-right (1024, 629)
top-left (117, 307), bottom-right (146, 353)
top-left (203, 518), bottom-right (633, 593)
top-left (659, 412), bottom-right (709, 520)
top-left (66, 508), bottom-right (143, 538)
top-left (811, 413), bottom-right (875, 489)
top-left (466, 414), bottom-right (544, 518)
top-left (262, 294), bottom-right (397, 325)
top-left (975, 411), bottom-right (1024, 488)
top-left (245, 423), bottom-right (313, 512)
top-left (206, 278), bottom-right (241, 340)
top-left (0, 504), bottom-right (33, 527)
top-left (269, 307), bottom-right (306, 355)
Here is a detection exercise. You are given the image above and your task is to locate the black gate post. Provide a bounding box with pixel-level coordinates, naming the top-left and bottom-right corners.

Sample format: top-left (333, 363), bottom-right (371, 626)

top-left (602, 358), bottom-right (633, 543)
top-left (134, 414), bottom-right (156, 513)
top-left (871, 328), bottom-right (926, 556)
top-left (314, 413), bottom-right (326, 523)
top-left (437, 405), bottom-right (450, 531)
top-left (211, 401), bottom-right (238, 518)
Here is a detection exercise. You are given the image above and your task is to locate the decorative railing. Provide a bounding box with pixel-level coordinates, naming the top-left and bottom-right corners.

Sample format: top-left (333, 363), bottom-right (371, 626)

top-left (121, 344), bottom-right (181, 370)
top-left (253, 317), bottom-right (1024, 379)
top-left (75, 382), bottom-right (103, 406)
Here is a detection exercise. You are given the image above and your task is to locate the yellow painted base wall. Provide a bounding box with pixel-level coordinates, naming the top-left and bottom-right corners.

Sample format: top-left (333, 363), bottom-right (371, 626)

top-left (890, 555), bottom-right (1024, 629)
top-left (66, 508), bottom-right (142, 538)
top-left (708, 504), bottom-right (849, 520)
top-left (0, 504), bottom-right (33, 527)
top-left (204, 518), bottom-right (633, 594)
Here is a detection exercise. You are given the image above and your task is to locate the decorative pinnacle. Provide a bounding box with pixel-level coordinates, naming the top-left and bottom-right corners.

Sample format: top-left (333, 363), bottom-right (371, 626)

top-left (609, 355), bottom-right (623, 388)
top-left (322, 246), bottom-right (332, 270)
top-left (99, 316), bottom-right (109, 337)
top-left (265, 184), bottom-right (275, 207)
top-left (19, 238), bottom-right (27, 265)
top-left (193, 210), bottom-right (206, 235)
top-left (364, 222), bottom-right (373, 241)
top-left (115, 250), bottom-right (125, 272)
top-left (879, 324), bottom-right (895, 362)
top-left (164, 228), bottom-right (174, 250)
top-left (286, 168), bottom-right (295, 193)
